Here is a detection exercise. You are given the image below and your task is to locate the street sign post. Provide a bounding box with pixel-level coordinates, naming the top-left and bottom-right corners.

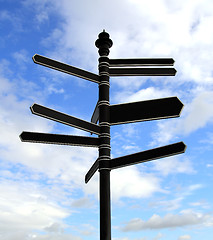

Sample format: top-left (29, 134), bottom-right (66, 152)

top-left (20, 30), bottom-right (186, 240)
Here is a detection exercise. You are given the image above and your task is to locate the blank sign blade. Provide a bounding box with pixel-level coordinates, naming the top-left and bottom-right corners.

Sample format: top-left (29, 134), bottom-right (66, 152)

top-left (110, 97), bottom-right (184, 125)
top-left (85, 158), bottom-right (99, 183)
top-left (31, 104), bottom-right (100, 135)
top-left (109, 58), bottom-right (175, 67)
top-left (109, 67), bottom-right (176, 76)
top-left (33, 54), bottom-right (100, 83)
top-left (91, 101), bottom-right (99, 124)
top-left (110, 142), bottom-right (186, 169)
top-left (20, 131), bottom-right (100, 147)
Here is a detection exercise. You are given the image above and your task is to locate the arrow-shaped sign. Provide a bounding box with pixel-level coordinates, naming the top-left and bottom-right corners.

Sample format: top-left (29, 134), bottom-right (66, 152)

top-left (31, 104), bottom-right (100, 135)
top-left (85, 142), bottom-right (186, 183)
top-left (33, 54), bottom-right (100, 84)
top-left (20, 131), bottom-right (100, 147)
top-left (109, 58), bottom-right (175, 67)
top-left (111, 142), bottom-right (186, 169)
top-left (109, 67), bottom-right (176, 76)
top-left (110, 97), bottom-right (183, 125)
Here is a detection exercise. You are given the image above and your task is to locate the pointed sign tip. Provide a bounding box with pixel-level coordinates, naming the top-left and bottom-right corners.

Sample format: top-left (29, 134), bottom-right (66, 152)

top-left (32, 54), bottom-right (39, 63)
top-left (172, 58), bottom-right (175, 65)
top-left (19, 132), bottom-right (24, 141)
top-left (19, 131), bottom-right (27, 142)
top-left (85, 172), bottom-right (92, 184)
top-left (30, 103), bottom-right (37, 114)
top-left (181, 141), bottom-right (187, 153)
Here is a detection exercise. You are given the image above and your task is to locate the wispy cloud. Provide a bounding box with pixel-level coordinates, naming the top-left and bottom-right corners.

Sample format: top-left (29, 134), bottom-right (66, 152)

top-left (152, 156), bottom-right (195, 176)
top-left (148, 183), bottom-right (204, 212)
top-left (121, 210), bottom-right (213, 231)
top-left (178, 235), bottom-right (191, 240)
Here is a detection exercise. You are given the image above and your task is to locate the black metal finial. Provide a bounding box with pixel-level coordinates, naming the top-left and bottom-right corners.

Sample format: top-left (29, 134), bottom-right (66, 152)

top-left (95, 31), bottom-right (113, 56)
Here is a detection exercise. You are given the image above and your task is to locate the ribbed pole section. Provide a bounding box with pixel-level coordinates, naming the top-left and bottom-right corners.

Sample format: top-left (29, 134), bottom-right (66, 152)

top-left (95, 30), bottom-right (113, 240)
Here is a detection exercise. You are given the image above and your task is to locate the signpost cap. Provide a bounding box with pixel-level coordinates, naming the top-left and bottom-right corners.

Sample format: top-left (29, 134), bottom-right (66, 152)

top-left (95, 30), bottom-right (113, 56)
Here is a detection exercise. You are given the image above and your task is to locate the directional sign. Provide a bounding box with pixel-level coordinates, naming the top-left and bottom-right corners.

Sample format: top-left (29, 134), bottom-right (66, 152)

top-left (85, 141), bottom-right (186, 183)
top-left (31, 104), bottom-right (100, 135)
top-left (109, 58), bottom-right (175, 67)
top-left (110, 97), bottom-right (183, 125)
top-left (109, 67), bottom-right (176, 76)
top-left (110, 142), bottom-right (186, 169)
top-left (19, 31), bottom-right (186, 240)
top-left (85, 158), bottom-right (99, 183)
top-left (33, 54), bottom-right (100, 84)
top-left (91, 101), bottom-right (99, 124)
top-left (20, 131), bottom-right (100, 147)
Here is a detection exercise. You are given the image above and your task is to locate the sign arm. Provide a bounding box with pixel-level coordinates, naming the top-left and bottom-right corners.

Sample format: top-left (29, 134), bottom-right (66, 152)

top-left (30, 104), bottom-right (100, 135)
top-left (110, 97), bottom-right (184, 125)
top-left (110, 142), bottom-right (186, 169)
top-left (91, 101), bottom-right (99, 124)
top-left (20, 131), bottom-right (100, 147)
top-left (85, 158), bottom-right (99, 183)
top-left (109, 58), bottom-right (175, 66)
top-left (33, 54), bottom-right (100, 83)
top-left (109, 67), bottom-right (176, 76)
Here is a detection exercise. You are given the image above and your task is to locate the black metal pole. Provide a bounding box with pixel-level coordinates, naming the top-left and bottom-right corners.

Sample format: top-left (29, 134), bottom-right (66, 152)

top-left (95, 30), bottom-right (113, 240)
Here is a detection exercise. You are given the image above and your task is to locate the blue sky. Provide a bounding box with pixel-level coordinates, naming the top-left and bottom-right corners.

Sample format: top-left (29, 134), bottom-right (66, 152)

top-left (0, 0), bottom-right (213, 239)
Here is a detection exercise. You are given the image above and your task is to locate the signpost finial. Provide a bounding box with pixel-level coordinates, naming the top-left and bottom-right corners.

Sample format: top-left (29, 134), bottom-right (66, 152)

top-left (95, 31), bottom-right (113, 56)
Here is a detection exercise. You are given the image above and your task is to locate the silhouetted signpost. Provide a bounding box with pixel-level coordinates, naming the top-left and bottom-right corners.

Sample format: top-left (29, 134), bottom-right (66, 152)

top-left (20, 31), bottom-right (186, 240)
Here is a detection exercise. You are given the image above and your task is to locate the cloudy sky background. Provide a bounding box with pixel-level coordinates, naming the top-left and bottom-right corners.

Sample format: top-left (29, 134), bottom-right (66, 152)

top-left (0, 0), bottom-right (213, 239)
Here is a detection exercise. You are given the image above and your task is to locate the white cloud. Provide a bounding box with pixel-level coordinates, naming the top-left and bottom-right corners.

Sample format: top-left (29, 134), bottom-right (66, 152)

top-left (44, 222), bottom-right (64, 233)
top-left (1, 232), bottom-right (83, 240)
top-left (13, 49), bottom-right (28, 64)
top-left (42, 0), bottom-right (213, 86)
top-left (111, 166), bottom-right (163, 201)
top-left (71, 197), bottom-right (94, 208)
top-left (113, 238), bottom-right (146, 240)
top-left (0, 9), bottom-right (23, 31)
top-left (112, 87), bottom-right (173, 105)
top-left (152, 156), bottom-right (195, 176)
top-left (183, 91), bottom-right (213, 134)
top-left (149, 197), bottom-right (183, 211)
top-left (121, 210), bottom-right (213, 231)
top-left (189, 200), bottom-right (210, 209)
top-left (0, 180), bottom-right (69, 233)
top-left (178, 235), bottom-right (191, 240)
top-left (73, 223), bottom-right (96, 237)
top-left (149, 184), bottom-right (203, 211)
top-left (153, 232), bottom-right (163, 240)
top-left (151, 91), bottom-right (213, 146)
